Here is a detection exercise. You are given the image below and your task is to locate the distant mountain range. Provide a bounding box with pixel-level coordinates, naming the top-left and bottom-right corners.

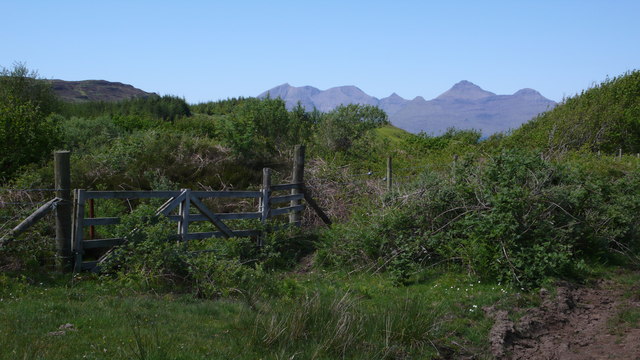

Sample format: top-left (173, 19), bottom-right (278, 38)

top-left (49, 78), bottom-right (556, 136)
top-left (259, 81), bottom-right (557, 136)
top-left (50, 79), bottom-right (154, 103)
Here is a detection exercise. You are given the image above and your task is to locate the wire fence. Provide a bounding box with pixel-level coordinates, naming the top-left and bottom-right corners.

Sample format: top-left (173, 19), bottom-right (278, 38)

top-left (4, 151), bottom-right (638, 246)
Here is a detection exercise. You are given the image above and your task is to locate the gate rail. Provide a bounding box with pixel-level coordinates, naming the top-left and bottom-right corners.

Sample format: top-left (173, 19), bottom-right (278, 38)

top-left (71, 174), bottom-right (329, 272)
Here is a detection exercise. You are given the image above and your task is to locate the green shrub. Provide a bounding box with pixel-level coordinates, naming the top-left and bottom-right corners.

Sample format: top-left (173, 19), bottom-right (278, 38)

top-left (59, 115), bottom-right (125, 150)
top-left (318, 150), bottom-right (640, 288)
top-left (69, 129), bottom-right (264, 190)
top-left (100, 205), bottom-right (312, 299)
top-left (313, 104), bottom-right (388, 153)
top-left (219, 97), bottom-right (305, 160)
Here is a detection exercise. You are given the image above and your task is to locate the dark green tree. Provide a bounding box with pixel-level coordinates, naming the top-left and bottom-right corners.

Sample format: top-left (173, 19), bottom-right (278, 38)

top-left (0, 63), bottom-right (61, 178)
top-left (315, 104), bottom-right (388, 152)
top-left (220, 97), bottom-right (300, 159)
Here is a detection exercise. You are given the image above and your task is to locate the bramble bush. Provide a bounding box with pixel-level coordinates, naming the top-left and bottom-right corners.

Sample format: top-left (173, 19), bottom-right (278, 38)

top-left (318, 149), bottom-right (640, 287)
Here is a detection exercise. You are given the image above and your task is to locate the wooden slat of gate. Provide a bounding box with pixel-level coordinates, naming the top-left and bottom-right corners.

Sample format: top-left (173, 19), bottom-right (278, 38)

top-left (190, 196), bottom-right (234, 238)
top-left (157, 190), bottom-right (187, 216)
top-left (72, 189), bottom-right (86, 272)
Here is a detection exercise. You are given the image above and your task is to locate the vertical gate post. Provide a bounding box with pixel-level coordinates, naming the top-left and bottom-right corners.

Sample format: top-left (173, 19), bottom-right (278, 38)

top-left (72, 189), bottom-right (86, 272)
top-left (260, 168), bottom-right (272, 246)
top-left (178, 189), bottom-right (191, 241)
top-left (54, 150), bottom-right (72, 272)
top-left (290, 145), bottom-right (305, 226)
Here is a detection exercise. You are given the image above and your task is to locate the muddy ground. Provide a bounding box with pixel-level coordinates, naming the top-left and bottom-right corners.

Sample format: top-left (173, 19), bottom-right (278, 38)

top-left (487, 278), bottom-right (640, 359)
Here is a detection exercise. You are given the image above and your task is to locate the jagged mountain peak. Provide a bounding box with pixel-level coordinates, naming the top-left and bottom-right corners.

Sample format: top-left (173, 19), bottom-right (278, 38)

top-left (386, 92), bottom-right (404, 100)
top-left (453, 80), bottom-right (477, 87)
top-left (258, 83), bottom-right (321, 98)
top-left (436, 80), bottom-right (495, 100)
top-left (324, 85), bottom-right (367, 96)
top-left (311, 85), bottom-right (378, 112)
top-left (513, 88), bottom-right (543, 97)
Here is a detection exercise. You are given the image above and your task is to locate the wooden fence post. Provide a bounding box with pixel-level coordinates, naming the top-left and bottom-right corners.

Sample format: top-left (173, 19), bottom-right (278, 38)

top-left (178, 189), bottom-right (191, 241)
top-left (260, 168), bottom-right (271, 246)
top-left (54, 150), bottom-right (72, 272)
top-left (290, 145), bottom-right (305, 226)
top-left (386, 156), bottom-right (393, 192)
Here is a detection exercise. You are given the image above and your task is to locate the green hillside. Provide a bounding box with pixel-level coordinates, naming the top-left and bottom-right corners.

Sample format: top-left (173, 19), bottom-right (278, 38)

top-left (506, 70), bottom-right (640, 154)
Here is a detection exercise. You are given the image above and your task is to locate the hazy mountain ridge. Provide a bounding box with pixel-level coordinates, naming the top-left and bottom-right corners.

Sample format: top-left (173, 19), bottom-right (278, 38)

top-left (259, 81), bottom-right (557, 136)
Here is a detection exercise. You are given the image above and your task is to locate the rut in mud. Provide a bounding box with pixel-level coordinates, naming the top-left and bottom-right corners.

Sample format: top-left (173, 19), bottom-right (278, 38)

top-left (487, 278), bottom-right (640, 360)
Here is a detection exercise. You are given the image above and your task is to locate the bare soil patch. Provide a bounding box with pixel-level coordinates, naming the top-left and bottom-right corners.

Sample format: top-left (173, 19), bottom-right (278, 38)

top-left (487, 278), bottom-right (640, 359)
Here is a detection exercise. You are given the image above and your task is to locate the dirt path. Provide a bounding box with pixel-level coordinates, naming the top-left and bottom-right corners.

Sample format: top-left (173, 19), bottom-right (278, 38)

top-left (487, 279), bottom-right (640, 359)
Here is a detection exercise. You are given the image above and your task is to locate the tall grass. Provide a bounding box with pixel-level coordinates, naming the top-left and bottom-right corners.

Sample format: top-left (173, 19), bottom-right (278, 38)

top-left (0, 270), bottom-right (513, 359)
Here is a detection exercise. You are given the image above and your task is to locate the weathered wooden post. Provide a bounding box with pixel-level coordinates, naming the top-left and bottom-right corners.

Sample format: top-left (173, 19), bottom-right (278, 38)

top-left (54, 151), bottom-right (72, 272)
top-left (260, 168), bottom-right (271, 246)
top-left (290, 145), bottom-right (305, 226)
top-left (386, 156), bottom-right (393, 192)
top-left (89, 199), bottom-right (96, 240)
top-left (178, 189), bottom-right (191, 241)
top-left (72, 189), bottom-right (85, 272)
top-left (618, 148), bottom-right (623, 159)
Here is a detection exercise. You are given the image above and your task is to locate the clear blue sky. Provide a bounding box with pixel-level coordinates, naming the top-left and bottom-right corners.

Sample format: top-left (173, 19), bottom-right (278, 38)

top-left (2, 0), bottom-right (639, 103)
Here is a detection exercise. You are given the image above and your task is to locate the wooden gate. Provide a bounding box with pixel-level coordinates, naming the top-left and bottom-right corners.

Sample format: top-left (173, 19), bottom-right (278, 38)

top-left (71, 171), bottom-right (328, 272)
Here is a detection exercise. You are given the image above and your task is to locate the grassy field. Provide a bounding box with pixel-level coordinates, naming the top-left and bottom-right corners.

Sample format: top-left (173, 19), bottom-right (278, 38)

top-left (0, 267), bottom-right (527, 360)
